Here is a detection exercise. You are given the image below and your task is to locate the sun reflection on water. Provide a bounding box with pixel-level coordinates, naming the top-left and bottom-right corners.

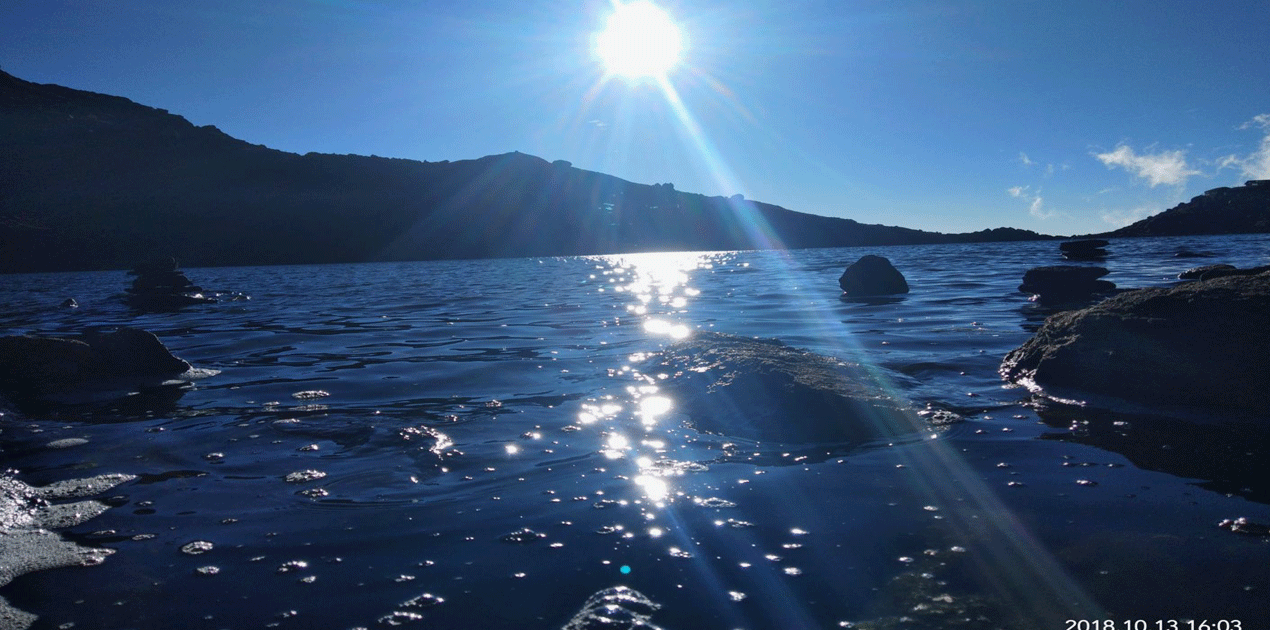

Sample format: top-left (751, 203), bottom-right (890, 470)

top-left (583, 252), bottom-right (724, 506)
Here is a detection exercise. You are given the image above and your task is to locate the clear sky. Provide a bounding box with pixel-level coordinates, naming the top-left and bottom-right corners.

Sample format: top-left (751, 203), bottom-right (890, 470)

top-left (3, 0), bottom-right (1269, 235)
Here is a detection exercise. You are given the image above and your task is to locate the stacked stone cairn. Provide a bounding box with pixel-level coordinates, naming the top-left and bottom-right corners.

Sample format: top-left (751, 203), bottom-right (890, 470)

top-left (1018, 265), bottom-right (1115, 304)
top-left (125, 258), bottom-right (214, 310)
top-left (1059, 239), bottom-right (1109, 261)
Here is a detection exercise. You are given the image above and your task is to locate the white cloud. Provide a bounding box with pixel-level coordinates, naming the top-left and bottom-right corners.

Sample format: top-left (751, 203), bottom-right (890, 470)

top-left (1094, 145), bottom-right (1199, 187)
top-left (1029, 195), bottom-right (1052, 219)
top-left (1008, 185), bottom-right (1051, 219)
top-left (1239, 114), bottom-right (1270, 131)
top-left (1019, 152), bottom-right (1033, 166)
top-left (1217, 113), bottom-right (1270, 180)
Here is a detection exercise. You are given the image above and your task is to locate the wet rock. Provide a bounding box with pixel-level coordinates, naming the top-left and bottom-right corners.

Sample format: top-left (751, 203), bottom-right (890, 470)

top-left (838, 255), bottom-right (909, 296)
top-left (1017, 265), bottom-right (1115, 303)
top-left (81, 328), bottom-right (191, 375)
top-left (1189, 264), bottom-right (1270, 281)
top-left (639, 332), bottom-right (920, 443)
top-left (1, 473), bottom-right (135, 628)
top-left (1059, 239), bottom-right (1109, 261)
top-left (125, 259), bottom-right (215, 311)
top-left (1002, 271), bottom-right (1270, 415)
top-left (0, 328), bottom-right (191, 407)
top-left (1178, 264), bottom-right (1235, 280)
top-left (60, 298), bottom-right (78, 308)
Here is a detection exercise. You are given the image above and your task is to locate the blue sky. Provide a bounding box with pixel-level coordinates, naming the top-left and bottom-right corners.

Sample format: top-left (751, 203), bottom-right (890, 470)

top-left (3, 0), bottom-right (1268, 235)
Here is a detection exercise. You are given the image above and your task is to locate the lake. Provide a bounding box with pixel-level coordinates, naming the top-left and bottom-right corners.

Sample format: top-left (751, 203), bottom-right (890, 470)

top-left (2, 234), bottom-right (1269, 629)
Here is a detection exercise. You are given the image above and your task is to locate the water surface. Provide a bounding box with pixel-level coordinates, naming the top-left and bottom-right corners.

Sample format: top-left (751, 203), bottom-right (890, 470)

top-left (2, 235), bottom-right (1269, 629)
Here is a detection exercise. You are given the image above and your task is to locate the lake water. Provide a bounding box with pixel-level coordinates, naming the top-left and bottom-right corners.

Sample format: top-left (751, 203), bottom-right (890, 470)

top-left (2, 235), bottom-right (1269, 629)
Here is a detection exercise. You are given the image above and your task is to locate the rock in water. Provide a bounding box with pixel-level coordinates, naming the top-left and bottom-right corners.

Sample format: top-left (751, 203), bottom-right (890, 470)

top-left (1018, 265), bottom-right (1115, 303)
top-left (838, 255), bottom-right (909, 296)
top-left (639, 332), bottom-right (919, 443)
top-left (0, 328), bottom-right (191, 402)
top-left (1001, 271), bottom-right (1270, 414)
top-left (124, 258), bottom-right (215, 311)
top-left (1059, 239), bottom-right (1109, 260)
top-left (1178, 264), bottom-right (1235, 280)
top-left (80, 328), bottom-right (191, 375)
top-left (1187, 264), bottom-right (1270, 281)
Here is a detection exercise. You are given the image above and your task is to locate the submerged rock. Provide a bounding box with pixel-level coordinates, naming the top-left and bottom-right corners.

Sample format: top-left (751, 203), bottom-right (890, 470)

top-left (1034, 403), bottom-right (1270, 503)
top-left (838, 255), bottom-right (909, 296)
top-left (1173, 249), bottom-right (1215, 259)
top-left (1001, 271), bottom-right (1270, 415)
top-left (1178, 263), bottom-right (1235, 280)
top-left (639, 332), bottom-right (921, 443)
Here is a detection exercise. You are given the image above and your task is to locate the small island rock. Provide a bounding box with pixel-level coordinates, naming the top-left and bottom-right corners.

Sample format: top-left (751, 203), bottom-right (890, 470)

top-left (838, 255), bottom-right (909, 296)
top-left (1001, 271), bottom-right (1270, 414)
top-left (125, 259), bottom-right (214, 311)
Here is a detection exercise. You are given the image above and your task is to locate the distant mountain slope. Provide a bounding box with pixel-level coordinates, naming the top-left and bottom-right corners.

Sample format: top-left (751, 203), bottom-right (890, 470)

top-left (1, 70), bottom-right (1051, 273)
top-left (1100, 181), bottom-right (1270, 238)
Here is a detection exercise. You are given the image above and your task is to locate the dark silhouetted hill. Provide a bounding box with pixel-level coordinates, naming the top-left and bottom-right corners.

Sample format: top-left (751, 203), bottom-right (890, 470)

top-left (1097, 181), bottom-right (1270, 238)
top-left (1, 70), bottom-right (1053, 273)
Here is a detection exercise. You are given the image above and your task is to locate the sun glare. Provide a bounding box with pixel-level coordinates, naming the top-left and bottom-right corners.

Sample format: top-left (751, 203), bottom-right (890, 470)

top-left (596, 1), bottom-right (683, 80)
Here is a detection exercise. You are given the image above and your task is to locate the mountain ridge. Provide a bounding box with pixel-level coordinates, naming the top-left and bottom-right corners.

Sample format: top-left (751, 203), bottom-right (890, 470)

top-left (2, 70), bottom-right (1054, 273)
top-left (1093, 181), bottom-right (1270, 239)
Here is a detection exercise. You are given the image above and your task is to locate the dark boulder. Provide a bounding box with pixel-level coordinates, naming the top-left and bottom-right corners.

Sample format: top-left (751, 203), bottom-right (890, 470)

top-left (1059, 239), bottom-right (1109, 251)
top-left (1018, 265), bottom-right (1115, 303)
top-left (81, 328), bottom-right (192, 375)
top-left (60, 298), bottom-right (78, 308)
top-left (638, 332), bottom-right (922, 443)
top-left (1059, 239), bottom-right (1109, 261)
top-left (128, 271), bottom-right (199, 293)
top-left (1001, 271), bottom-right (1270, 415)
top-left (124, 260), bottom-right (214, 311)
top-left (1178, 264), bottom-right (1235, 280)
top-left (838, 255), bottom-right (909, 296)
top-left (0, 328), bottom-right (191, 400)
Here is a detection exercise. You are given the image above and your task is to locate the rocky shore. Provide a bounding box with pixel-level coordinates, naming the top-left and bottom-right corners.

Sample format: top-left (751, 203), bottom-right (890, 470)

top-left (1002, 269), bottom-right (1270, 415)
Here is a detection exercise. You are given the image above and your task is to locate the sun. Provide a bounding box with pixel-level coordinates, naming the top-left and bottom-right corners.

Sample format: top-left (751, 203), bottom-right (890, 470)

top-left (596, 1), bottom-right (684, 80)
